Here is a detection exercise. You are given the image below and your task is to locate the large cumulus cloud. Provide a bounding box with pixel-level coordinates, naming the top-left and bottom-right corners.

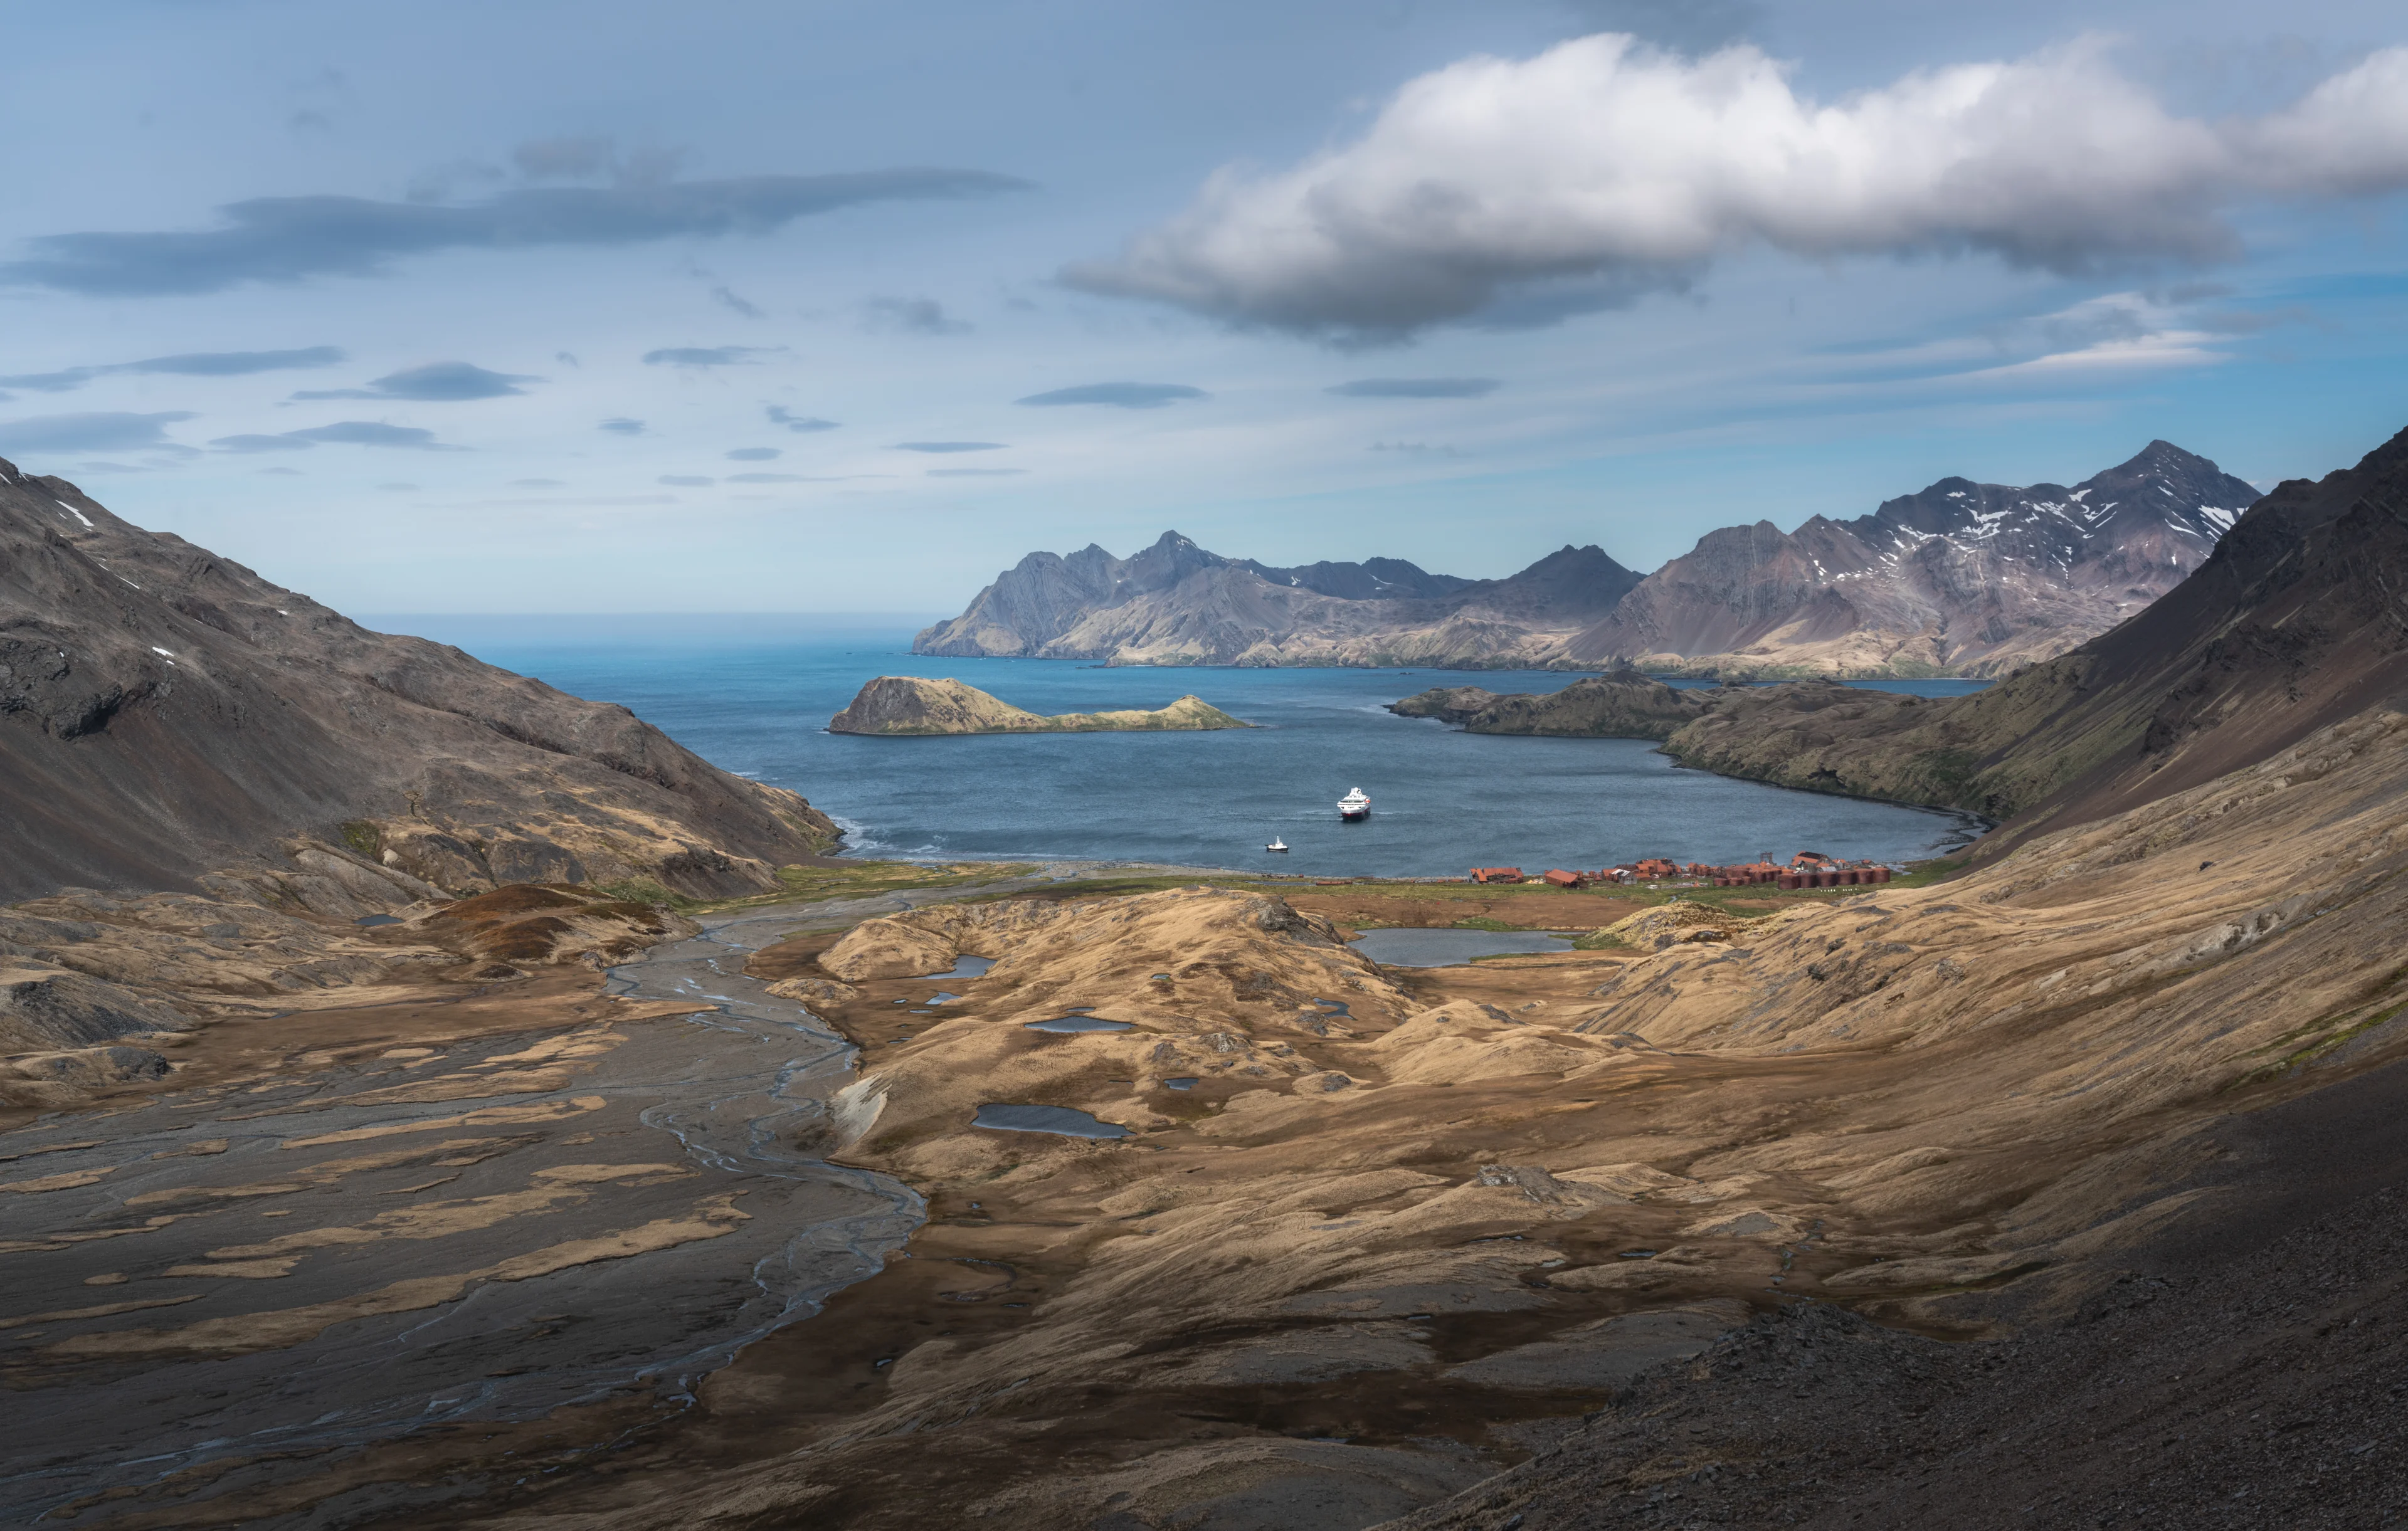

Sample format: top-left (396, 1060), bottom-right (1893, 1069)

top-left (1066, 36), bottom-right (2408, 341)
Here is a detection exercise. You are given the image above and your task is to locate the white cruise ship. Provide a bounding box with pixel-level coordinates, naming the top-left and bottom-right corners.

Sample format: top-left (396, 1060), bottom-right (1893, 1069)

top-left (1337, 787), bottom-right (1371, 821)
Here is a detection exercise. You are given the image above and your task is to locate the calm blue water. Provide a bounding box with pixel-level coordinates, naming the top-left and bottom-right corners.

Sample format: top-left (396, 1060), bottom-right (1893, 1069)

top-left (366, 616), bottom-right (1986, 878)
top-left (1351, 930), bottom-right (1577, 965)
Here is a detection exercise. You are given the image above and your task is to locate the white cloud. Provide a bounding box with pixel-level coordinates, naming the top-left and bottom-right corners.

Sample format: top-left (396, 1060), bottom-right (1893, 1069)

top-left (1069, 36), bottom-right (2408, 340)
top-left (1973, 292), bottom-right (2229, 377)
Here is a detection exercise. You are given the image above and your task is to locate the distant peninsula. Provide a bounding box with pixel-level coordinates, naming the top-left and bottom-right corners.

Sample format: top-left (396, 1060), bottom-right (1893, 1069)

top-left (828, 675), bottom-right (1254, 735)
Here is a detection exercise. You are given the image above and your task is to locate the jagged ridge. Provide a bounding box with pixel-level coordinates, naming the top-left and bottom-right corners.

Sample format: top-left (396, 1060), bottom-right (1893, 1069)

top-left (918, 444), bottom-right (2253, 676)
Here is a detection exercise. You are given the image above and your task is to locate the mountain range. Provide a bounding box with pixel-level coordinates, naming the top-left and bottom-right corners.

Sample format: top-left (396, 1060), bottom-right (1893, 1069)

top-left (1388, 423), bottom-right (2408, 858)
top-left (915, 532), bottom-right (1639, 668)
top-left (916, 441), bottom-right (2260, 677)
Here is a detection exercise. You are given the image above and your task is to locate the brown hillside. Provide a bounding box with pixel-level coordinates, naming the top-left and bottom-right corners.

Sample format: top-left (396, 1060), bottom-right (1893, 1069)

top-left (0, 460), bottom-right (838, 900)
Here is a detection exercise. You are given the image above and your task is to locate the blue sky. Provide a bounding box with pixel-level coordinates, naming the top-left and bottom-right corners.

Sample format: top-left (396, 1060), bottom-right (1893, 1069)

top-left (3, 0), bottom-right (2405, 614)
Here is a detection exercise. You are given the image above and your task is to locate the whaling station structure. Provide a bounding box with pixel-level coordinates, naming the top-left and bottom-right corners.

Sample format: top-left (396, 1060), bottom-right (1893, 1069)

top-left (1469, 850), bottom-right (1896, 890)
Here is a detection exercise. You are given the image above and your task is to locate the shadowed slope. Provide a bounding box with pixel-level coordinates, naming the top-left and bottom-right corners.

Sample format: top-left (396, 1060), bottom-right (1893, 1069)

top-left (0, 458), bottom-right (837, 900)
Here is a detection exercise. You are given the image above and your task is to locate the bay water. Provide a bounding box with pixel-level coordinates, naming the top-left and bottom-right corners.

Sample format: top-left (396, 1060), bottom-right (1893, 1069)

top-left (369, 616), bottom-right (1986, 880)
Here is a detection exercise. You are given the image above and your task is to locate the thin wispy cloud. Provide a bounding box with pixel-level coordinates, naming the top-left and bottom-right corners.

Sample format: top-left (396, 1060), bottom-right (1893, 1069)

top-left (1327, 377), bottom-right (1499, 398)
top-left (726, 447), bottom-right (780, 460)
top-left (0, 411), bottom-right (196, 453)
top-left (865, 295), bottom-right (971, 334)
top-left (766, 404), bottom-right (840, 432)
top-left (294, 360), bottom-right (539, 401)
top-left (210, 420), bottom-right (463, 451)
top-left (712, 284), bottom-right (764, 318)
top-left (598, 417), bottom-right (645, 435)
top-left (1070, 37), bottom-right (2408, 340)
top-left (0, 346), bottom-right (345, 394)
top-left (1017, 382), bottom-right (1207, 409)
top-left (928, 466), bottom-right (1026, 476)
top-left (2, 170), bottom-right (1032, 297)
top-left (894, 440), bottom-right (1006, 452)
top-left (644, 345), bottom-right (781, 367)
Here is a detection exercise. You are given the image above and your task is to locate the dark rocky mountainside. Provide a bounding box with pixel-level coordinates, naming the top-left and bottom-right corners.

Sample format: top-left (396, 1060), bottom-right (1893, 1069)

top-left (1407, 425), bottom-right (2408, 855)
top-left (0, 459), bottom-right (838, 902)
top-left (1390, 671), bottom-right (1708, 740)
top-left (1563, 440), bottom-right (2260, 678)
top-left (914, 531), bottom-right (1640, 668)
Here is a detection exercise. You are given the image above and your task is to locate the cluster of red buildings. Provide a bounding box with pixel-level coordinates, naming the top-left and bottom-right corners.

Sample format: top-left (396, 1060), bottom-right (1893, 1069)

top-left (1469, 850), bottom-right (1896, 890)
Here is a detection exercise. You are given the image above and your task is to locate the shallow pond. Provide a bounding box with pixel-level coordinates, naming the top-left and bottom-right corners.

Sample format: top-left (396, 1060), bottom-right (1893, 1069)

top-left (973, 1103), bottom-right (1132, 1139)
top-left (1022, 1016), bottom-right (1137, 1034)
top-left (1349, 928), bottom-right (1575, 967)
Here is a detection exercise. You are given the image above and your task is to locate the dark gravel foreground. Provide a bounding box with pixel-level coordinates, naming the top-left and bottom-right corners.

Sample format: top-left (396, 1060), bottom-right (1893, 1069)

top-left (1381, 1056), bottom-right (2408, 1531)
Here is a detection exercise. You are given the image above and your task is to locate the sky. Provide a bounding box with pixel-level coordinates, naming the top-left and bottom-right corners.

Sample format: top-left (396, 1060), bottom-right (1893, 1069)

top-left (3, 0), bottom-right (2406, 616)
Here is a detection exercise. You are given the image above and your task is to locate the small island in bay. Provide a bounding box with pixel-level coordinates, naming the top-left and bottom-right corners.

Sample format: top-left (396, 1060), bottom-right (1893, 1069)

top-left (828, 675), bottom-right (1255, 735)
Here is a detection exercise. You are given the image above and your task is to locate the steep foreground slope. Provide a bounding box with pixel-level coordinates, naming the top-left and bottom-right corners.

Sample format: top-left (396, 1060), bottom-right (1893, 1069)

top-left (1565, 441), bottom-right (2255, 678)
top-left (0, 460), bottom-right (837, 902)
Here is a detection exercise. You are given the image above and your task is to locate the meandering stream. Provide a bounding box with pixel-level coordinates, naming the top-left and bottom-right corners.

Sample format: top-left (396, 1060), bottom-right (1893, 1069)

top-left (0, 890), bottom-right (991, 1525)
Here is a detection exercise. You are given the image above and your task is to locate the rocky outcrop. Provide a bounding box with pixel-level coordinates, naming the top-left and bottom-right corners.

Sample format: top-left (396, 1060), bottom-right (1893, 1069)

top-left (914, 532), bottom-right (1640, 668)
top-left (827, 675), bottom-right (1252, 735)
top-left (1390, 672), bottom-right (1710, 740)
top-left (0, 458), bottom-right (840, 902)
top-left (0, 964), bottom-right (189, 1053)
top-left (1560, 441), bottom-right (2259, 678)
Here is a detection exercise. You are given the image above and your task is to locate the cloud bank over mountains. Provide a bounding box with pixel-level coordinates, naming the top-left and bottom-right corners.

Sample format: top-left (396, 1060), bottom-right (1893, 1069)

top-left (1069, 35), bottom-right (2408, 340)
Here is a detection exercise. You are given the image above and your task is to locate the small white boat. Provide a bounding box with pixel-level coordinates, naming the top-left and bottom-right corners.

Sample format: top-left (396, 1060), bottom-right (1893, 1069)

top-left (1338, 787), bottom-right (1371, 821)
top-left (1265, 838), bottom-right (1289, 853)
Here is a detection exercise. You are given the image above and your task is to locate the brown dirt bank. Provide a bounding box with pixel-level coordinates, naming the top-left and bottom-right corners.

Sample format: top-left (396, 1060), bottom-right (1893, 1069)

top-left (322, 705), bottom-right (2408, 1530)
